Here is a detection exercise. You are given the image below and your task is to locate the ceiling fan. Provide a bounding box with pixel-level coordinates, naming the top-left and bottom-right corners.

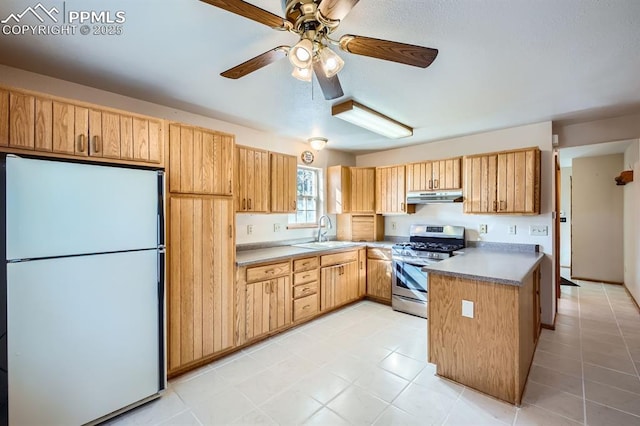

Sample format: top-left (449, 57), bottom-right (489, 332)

top-left (200, 0), bottom-right (438, 100)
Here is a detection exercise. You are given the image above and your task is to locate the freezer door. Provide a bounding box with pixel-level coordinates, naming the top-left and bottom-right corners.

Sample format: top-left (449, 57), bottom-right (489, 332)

top-left (7, 250), bottom-right (161, 425)
top-left (6, 156), bottom-right (160, 260)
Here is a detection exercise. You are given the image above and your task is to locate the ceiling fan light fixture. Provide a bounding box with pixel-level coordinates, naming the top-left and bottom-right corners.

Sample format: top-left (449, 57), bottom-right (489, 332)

top-left (318, 46), bottom-right (344, 78)
top-left (292, 66), bottom-right (312, 82)
top-left (289, 38), bottom-right (314, 68)
top-left (308, 137), bottom-right (328, 151)
top-left (332, 100), bottom-right (413, 139)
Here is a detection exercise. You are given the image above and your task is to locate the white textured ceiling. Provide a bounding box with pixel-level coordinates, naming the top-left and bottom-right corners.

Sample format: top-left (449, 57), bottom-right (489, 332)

top-left (1, 0), bottom-right (639, 153)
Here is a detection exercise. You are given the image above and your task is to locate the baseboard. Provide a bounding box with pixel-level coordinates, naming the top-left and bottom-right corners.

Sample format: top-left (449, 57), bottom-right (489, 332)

top-left (541, 322), bottom-right (555, 330)
top-left (571, 276), bottom-right (623, 285)
top-left (623, 285), bottom-right (640, 313)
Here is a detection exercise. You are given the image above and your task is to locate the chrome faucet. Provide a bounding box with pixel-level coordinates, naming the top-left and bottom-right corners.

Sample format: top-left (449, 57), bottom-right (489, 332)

top-left (317, 215), bottom-right (332, 242)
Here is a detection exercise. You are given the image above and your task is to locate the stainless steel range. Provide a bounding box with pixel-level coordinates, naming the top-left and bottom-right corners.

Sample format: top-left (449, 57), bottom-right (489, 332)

top-left (391, 224), bottom-right (465, 318)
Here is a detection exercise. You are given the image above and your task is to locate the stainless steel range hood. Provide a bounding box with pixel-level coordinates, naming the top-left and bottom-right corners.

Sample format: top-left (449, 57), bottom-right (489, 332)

top-left (406, 191), bottom-right (463, 204)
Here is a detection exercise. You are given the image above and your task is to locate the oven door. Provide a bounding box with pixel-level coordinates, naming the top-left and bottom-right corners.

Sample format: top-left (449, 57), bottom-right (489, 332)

top-left (392, 258), bottom-right (433, 301)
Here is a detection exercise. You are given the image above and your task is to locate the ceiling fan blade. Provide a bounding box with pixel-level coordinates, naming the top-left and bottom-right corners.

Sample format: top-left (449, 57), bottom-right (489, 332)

top-left (221, 47), bottom-right (288, 79)
top-left (339, 35), bottom-right (438, 68)
top-left (312, 61), bottom-right (344, 100)
top-left (200, 0), bottom-right (285, 28)
top-left (318, 0), bottom-right (359, 22)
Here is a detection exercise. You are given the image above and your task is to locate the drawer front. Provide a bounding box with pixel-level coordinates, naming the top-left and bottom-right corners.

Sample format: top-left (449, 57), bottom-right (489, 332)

top-left (293, 281), bottom-right (318, 299)
top-left (246, 262), bottom-right (290, 282)
top-left (293, 293), bottom-right (318, 321)
top-left (367, 248), bottom-right (392, 261)
top-left (293, 269), bottom-right (319, 285)
top-left (321, 250), bottom-right (358, 266)
top-left (293, 256), bottom-right (319, 272)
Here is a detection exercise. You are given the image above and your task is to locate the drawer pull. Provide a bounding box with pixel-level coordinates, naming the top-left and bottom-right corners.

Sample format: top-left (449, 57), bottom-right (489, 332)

top-left (302, 305), bottom-right (310, 310)
top-left (303, 274), bottom-right (310, 279)
top-left (265, 269), bottom-right (275, 274)
top-left (302, 287), bottom-right (310, 292)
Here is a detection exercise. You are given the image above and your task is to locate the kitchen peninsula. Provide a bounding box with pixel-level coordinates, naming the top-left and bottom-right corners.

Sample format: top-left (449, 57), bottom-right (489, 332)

top-left (424, 245), bottom-right (543, 405)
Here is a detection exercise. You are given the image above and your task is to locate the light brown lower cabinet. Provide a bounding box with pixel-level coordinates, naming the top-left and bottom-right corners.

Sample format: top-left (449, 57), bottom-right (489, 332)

top-left (366, 248), bottom-right (392, 302)
top-left (236, 261), bottom-right (292, 345)
top-left (428, 266), bottom-right (541, 405)
top-left (168, 195), bottom-right (235, 375)
top-left (320, 261), bottom-right (359, 311)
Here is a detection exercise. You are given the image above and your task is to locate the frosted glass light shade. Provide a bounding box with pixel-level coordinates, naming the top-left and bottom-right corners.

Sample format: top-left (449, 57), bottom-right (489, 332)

top-left (318, 47), bottom-right (344, 78)
top-left (289, 39), bottom-right (314, 68)
top-left (308, 137), bottom-right (327, 150)
top-left (292, 66), bottom-right (312, 82)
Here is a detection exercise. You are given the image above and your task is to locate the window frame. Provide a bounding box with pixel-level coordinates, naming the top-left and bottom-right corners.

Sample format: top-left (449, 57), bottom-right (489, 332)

top-left (288, 165), bottom-right (323, 228)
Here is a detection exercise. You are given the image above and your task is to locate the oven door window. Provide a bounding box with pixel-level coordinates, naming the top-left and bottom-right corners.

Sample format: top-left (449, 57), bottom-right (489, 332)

top-left (394, 261), bottom-right (428, 293)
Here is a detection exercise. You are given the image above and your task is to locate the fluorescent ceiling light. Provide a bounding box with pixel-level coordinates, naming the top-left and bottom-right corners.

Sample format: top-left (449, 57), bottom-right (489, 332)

top-left (331, 100), bottom-right (413, 139)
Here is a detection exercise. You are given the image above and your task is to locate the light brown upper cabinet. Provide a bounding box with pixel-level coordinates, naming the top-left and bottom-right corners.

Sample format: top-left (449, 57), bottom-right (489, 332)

top-left (169, 123), bottom-right (234, 195)
top-left (464, 147), bottom-right (540, 214)
top-left (327, 166), bottom-right (376, 214)
top-left (0, 88), bottom-right (162, 165)
top-left (375, 165), bottom-right (415, 214)
top-left (350, 167), bottom-right (376, 213)
top-left (406, 157), bottom-right (462, 191)
top-left (270, 152), bottom-right (297, 213)
top-left (235, 145), bottom-right (269, 212)
top-left (327, 165), bottom-right (351, 214)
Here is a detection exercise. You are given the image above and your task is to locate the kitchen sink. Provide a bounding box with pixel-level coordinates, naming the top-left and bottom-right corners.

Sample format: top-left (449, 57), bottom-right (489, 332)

top-left (292, 241), bottom-right (361, 250)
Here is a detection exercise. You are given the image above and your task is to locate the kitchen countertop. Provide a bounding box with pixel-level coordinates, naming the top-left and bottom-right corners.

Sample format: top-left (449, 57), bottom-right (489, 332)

top-left (236, 241), bottom-right (395, 266)
top-left (422, 247), bottom-right (544, 286)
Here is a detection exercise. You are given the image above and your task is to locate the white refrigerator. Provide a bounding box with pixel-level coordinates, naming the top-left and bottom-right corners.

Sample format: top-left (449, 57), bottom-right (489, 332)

top-left (1, 155), bottom-right (165, 425)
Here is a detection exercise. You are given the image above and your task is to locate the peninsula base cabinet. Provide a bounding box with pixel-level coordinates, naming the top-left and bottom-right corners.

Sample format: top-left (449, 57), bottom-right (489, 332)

top-left (428, 266), bottom-right (541, 405)
top-left (167, 196), bottom-right (235, 376)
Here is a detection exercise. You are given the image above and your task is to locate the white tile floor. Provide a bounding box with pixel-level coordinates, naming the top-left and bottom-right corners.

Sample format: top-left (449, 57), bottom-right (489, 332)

top-left (107, 280), bottom-right (640, 426)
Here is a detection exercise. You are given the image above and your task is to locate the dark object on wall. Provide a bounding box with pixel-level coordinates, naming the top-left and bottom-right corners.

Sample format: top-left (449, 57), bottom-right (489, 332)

top-left (561, 277), bottom-right (579, 287)
top-left (614, 170), bottom-right (633, 185)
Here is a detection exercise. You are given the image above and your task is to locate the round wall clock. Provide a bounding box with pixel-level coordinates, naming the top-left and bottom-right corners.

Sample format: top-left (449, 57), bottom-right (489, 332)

top-left (301, 150), bottom-right (315, 165)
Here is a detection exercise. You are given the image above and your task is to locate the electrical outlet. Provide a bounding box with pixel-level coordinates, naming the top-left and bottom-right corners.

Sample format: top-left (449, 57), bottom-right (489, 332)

top-left (247, 225), bottom-right (253, 235)
top-left (391, 222), bottom-right (397, 231)
top-left (529, 225), bottom-right (548, 236)
top-left (462, 300), bottom-right (474, 318)
top-left (479, 224), bottom-right (488, 234)
top-left (508, 225), bottom-right (517, 235)
top-left (273, 223), bottom-right (282, 232)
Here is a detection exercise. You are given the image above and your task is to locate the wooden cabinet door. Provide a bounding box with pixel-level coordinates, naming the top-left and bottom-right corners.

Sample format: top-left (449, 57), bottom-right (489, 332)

top-left (9, 92), bottom-right (35, 150)
top-left (358, 249), bottom-right (367, 297)
top-left (235, 146), bottom-right (269, 212)
top-left (269, 276), bottom-right (292, 331)
top-left (496, 149), bottom-right (539, 214)
top-left (327, 165), bottom-right (350, 214)
top-left (463, 154), bottom-right (497, 213)
top-left (52, 101), bottom-right (85, 155)
top-left (367, 259), bottom-right (392, 301)
top-left (270, 152), bottom-right (297, 213)
top-left (376, 165), bottom-right (408, 214)
top-left (350, 167), bottom-right (375, 213)
top-left (168, 196), bottom-right (234, 373)
top-left (406, 161), bottom-right (434, 191)
top-left (320, 264), bottom-right (340, 311)
top-left (169, 124), bottom-right (234, 195)
top-left (244, 279), bottom-right (272, 342)
top-left (0, 89), bottom-right (8, 147)
top-left (433, 158), bottom-right (461, 190)
top-left (99, 111), bottom-right (121, 159)
top-left (342, 261), bottom-right (359, 304)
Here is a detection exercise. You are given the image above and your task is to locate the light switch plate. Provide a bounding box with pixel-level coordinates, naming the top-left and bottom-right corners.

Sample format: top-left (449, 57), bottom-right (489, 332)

top-left (508, 225), bottom-right (516, 235)
top-left (462, 300), bottom-right (474, 318)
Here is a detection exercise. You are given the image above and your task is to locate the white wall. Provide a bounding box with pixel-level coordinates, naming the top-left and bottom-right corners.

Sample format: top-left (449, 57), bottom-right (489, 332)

top-left (0, 64), bottom-right (356, 245)
top-left (559, 167), bottom-right (572, 267)
top-left (624, 140), bottom-right (640, 302)
top-left (572, 154), bottom-right (624, 283)
top-left (356, 122), bottom-right (556, 326)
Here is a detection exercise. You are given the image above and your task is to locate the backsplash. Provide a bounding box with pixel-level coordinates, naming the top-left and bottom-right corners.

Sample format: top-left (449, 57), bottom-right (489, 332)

top-left (235, 213), bottom-right (337, 245)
